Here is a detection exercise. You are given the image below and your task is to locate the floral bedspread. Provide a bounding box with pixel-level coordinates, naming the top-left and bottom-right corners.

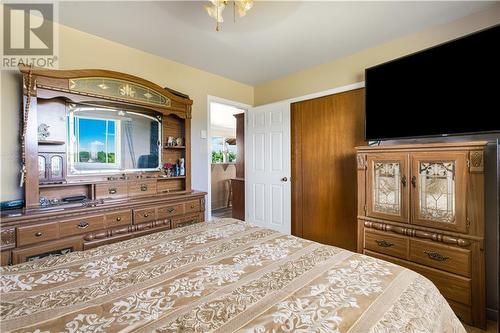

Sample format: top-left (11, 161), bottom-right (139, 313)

top-left (0, 218), bottom-right (465, 332)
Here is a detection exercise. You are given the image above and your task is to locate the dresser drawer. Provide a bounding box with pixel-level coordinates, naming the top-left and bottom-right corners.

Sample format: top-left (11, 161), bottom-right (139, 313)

top-left (95, 182), bottom-right (128, 200)
top-left (17, 222), bottom-right (59, 247)
top-left (12, 238), bottom-right (83, 264)
top-left (365, 250), bottom-right (471, 306)
top-left (59, 215), bottom-right (105, 237)
top-left (134, 207), bottom-right (157, 224)
top-left (184, 200), bottom-right (201, 214)
top-left (172, 213), bottom-right (202, 229)
top-left (105, 210), bottom-right (132, 227)
top-left (409, 239), bottom-right (471, 277)
top-left (364, 230), bottom-right (408, 260)
top-left (128, 180), bottom-right (157, 198)
top-left (158, 204), bottom-right (184, 219)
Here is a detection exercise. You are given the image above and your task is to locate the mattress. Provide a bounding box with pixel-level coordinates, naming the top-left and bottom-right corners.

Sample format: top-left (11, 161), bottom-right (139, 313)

top-left (0, 218), bottom-right (465, 332)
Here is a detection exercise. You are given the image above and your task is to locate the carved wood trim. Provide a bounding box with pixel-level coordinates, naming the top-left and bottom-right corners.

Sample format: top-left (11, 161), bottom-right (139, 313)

top-left (1, 227), bottom-right (16, 249)
top-left (363, 221), bottom-right (471, 247)
top-left (19, 65), bottom-right (192, 106)
top-left (357, 153), bottom-right (367, 170)
top-left (469, 150), bottom-right (484, 173)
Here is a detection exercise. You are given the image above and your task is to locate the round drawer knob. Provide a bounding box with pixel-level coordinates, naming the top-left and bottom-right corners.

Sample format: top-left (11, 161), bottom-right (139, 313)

top-left (144, 214), bottom-right (149, 218)
top-left (35, 232), bottom-right (42, 237)
top-left (116, 217), bottom-right (122, 222)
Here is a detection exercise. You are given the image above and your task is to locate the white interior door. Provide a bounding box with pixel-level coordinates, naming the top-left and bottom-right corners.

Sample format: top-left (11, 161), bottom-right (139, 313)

top-left (245, 102), bottom-right (291, 234)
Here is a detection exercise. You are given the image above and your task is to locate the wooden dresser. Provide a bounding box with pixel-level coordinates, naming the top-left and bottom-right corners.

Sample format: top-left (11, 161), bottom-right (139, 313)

top-left (356, 141), bottom-right (486, 328)
top-left (0, 66), bottom-right (207, 266)
top-left (1, 192), bottom-right (205, 265)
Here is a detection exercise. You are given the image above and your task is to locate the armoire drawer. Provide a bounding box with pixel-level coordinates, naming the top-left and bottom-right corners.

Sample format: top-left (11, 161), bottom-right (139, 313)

top-left (95, 182), bottom-right (128, 200)
top-left (184, 200), bottom-right (201, 214)
top-left (158, 204), bottom-right (184, 219)
top-left (134, 207), bottom-right (157, 224)
top-left (105, 210), bottom-right (132, 228)
top-left (409, 239), bottom-right (471, 277)
top-left (365, 250), bottom-right (471, 306)
top-left (364, 230), bottom-right (408, 260)
top-left (59, 215), bottom-right (105, 237)
top-left (17, 222), bottom-right (59, 247)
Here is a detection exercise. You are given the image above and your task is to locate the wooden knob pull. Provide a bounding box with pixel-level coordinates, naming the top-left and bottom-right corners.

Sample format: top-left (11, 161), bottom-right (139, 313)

top-left (116, 217), bottom-right (122, 221)
top-left (144, 214), bottom-right (149, 218)
top-left (35, 232), bottom-right (42, 237)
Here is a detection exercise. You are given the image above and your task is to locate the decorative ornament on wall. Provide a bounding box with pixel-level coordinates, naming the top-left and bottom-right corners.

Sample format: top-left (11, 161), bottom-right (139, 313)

top-left (205, 0), bottom-right (254, 31)
top-left (38, 123), bottom-right (50, 141)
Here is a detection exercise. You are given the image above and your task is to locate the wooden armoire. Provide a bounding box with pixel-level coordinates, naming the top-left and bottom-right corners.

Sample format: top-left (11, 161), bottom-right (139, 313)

top-left (356, 141), bottom-right (487, 328)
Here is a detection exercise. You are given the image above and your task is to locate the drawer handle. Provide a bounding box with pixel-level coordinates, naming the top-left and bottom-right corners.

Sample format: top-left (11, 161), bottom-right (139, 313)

top-left (144, 213), bottom-right (149, 218)
top-left (375, 240), bottom-right (393, 248)
top-left (35, 232), bottom-right (43, 237)
top-left (78, 221), bottom-right (89, 229)
top-left (167, 207), bottom-right (175, 213)
top-left (190, 204), bottom-right (195, 208)
top-left (140, 184), bottom-right (148, 191)
top-left (108, 188), bottom-right (117, 194)
top-left (411, 176), bottom-right (417, 188)
top-left (424, 251), bottom-right (450, 262)
top-left (116, 217), bottom-right (122, 222)
top-left (401, 175), bottom-right (407, 187)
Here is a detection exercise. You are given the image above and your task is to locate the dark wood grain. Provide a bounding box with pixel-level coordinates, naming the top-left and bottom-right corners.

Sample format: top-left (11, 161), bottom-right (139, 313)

top-left (234, 113), bottom-right (245, 178)
top-left (231, 178), bottom-right (245, 221)
top-left (291, 88), bottom-right (365, 251)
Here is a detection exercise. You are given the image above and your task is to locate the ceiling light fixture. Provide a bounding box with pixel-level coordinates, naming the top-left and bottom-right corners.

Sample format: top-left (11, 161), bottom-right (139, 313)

top-left (205, 0), bottom-right (254, 31)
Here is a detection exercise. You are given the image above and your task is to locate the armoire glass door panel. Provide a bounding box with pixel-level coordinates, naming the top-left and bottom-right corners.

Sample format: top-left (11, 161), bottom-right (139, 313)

top-left (366, 153), bottom-right (409, 222)
top-left (49, 155), bottom-right (63, 180)
top-left (410, 152), bottom-right (467, 233)
top-left (38, 155), bottom-right (47, 181)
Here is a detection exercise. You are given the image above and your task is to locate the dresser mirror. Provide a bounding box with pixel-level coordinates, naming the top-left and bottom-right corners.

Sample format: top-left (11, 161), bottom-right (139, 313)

top-left (67, 103), bottom-right (162, 174)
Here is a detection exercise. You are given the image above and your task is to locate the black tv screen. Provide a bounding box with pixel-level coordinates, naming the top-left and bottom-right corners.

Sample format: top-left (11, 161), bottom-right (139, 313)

top-left (365, 25), bottom-right (500, 141)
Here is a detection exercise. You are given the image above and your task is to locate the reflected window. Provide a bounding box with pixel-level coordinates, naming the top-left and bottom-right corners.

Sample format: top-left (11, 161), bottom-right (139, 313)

top-left (75, 117), bottom-right (117, 165)
top-left (67, 104), bottom-right (161, 174)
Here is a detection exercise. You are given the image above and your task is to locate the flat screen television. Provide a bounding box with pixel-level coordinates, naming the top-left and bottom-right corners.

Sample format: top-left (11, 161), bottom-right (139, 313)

top-left (365, 24), bottom-right (500, 141)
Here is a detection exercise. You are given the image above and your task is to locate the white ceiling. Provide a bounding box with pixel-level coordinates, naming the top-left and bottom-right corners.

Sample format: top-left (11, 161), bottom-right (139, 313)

top-left (58, 1), bottom-right (495, 85)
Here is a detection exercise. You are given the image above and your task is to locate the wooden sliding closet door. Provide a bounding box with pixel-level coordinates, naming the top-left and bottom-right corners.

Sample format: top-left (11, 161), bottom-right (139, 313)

top-left (291, 89), bottom-right (365, 251)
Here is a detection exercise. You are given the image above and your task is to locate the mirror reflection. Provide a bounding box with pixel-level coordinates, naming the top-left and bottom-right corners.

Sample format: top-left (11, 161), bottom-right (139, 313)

top-left (67, 104), bottom-right (161, 174)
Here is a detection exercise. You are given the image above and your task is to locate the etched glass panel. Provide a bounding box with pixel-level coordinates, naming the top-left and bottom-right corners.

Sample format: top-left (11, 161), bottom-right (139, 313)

top-left (372, 162), bottom-right (401, 215)
top-left (68, 78), bottom-right (171, 107)
top-left (38, 155), bottom-right (46, 179)
top-left (419, 162), bottom-right (455, 223)
top-left (50, 156), bottom-right (63, 179)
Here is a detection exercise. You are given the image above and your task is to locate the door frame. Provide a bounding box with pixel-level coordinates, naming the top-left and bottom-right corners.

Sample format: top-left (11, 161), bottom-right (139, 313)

top-left (248, 82), bottom-right (365, 232)
top-left (207, 95), bottom-right (251, 221)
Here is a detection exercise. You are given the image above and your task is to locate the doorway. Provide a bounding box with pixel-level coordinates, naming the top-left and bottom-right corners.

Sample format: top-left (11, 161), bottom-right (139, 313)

top-left (207, 98), bottom-right (247, 220)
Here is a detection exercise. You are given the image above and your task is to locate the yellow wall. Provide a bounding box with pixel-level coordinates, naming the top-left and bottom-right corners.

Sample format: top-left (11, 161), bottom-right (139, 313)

top-left (2, 5), bottom-right (500, 202)
top-left (254, 4), bottom-right (500, 105)
top-left (0, 22), bottom-right (253, 201)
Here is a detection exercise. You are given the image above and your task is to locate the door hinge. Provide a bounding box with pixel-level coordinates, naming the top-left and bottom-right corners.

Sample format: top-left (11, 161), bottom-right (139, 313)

top-left (466, 159), bottom-right (470, 168)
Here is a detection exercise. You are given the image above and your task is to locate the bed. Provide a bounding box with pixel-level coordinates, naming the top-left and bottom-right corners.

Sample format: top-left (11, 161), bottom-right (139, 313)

top-left (0, 218), bottom-right (465, 332)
